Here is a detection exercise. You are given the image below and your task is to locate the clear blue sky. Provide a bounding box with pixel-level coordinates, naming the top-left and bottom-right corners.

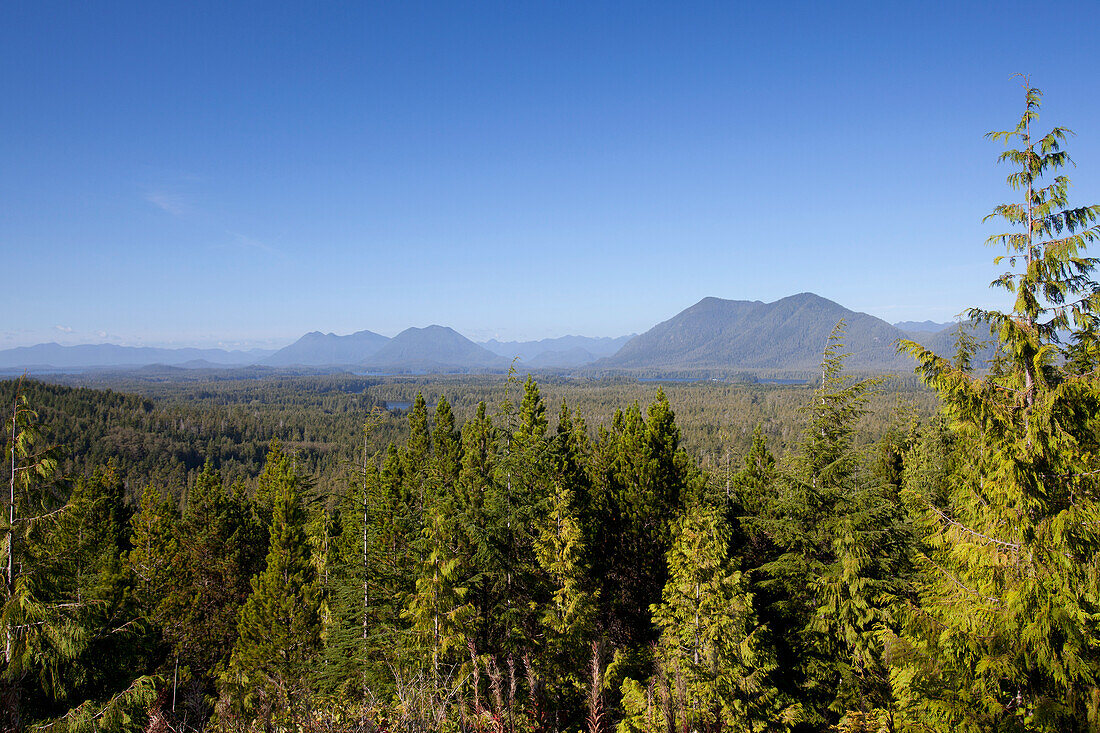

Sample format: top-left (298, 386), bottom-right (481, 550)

top-left (3, 1), bottom-right (1099, 349)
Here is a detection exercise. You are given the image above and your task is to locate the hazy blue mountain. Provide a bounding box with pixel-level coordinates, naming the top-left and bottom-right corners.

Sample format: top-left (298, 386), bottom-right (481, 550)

top-left (525, 346), bottom-right (600, 369)
top-left (914, 320), bottom-right (1000, 367)
top-left (263, 329), bottom-right (389, 366)
top-left (601, 293), bottom-right (914, 372)
top-left (482, 334), bottom-right (634, 362)
top-left (894, 320), bottom-right (954, 334)
top-left (0, 343), bottom-right (273, 370)
top-left (365, 326), bottom-right (508, 371)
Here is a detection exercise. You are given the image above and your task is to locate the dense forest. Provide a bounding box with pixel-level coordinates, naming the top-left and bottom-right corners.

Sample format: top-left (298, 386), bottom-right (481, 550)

top-left (4, 86), bottom-right (1100, 732)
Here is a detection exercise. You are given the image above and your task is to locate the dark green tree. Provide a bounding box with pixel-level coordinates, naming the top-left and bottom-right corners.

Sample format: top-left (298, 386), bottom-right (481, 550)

top-left (158, 462), bottom-right (265, 688)
top-left (621, 502), bottom-right (792, 732)
top-left (755, 324), bottom-right (907, 728)
top-left (224, 455), bottom-right (322, 727)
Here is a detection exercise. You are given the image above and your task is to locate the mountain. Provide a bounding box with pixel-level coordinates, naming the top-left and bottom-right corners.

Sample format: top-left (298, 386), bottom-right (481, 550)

top-left (894, 320), bottom-right (954, 334)
top-left (915, 320), bottom-right (1000, 367)
top-left (364, 326), bottom-right (508, 371)
top-left (263, 329), bottom-right (389, 366)
top-left (0, 343), bottom-right (273, 370)
top-left (525, 347), bottom-right (600, 369)
top-left (600, 293), bottom-right (914, 373)
top-left (481, 335), bottom-right (634, 363)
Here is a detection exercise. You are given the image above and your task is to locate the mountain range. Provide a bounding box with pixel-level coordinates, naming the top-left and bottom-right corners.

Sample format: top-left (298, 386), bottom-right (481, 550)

top-left (1, 294), bottom-right (990, 376)
top-left (0, 343), bottom-right (274, 370)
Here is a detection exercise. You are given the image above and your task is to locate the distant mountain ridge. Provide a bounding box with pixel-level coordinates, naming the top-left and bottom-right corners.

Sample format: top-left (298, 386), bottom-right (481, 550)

top-left (2, 295), bottom-right (983, 375)
top-left (600, 293), bottom-right (922, 373)
top-left (894, 320), bottom-right (954, 334)
top-left (0, 343), bottom-right (273, 370)
top-left (263, 329), bottom-right (389, 366)
top-left (481, 335), bottom-right (634, 363)
top-left (364, 326), bottom-right (508, 372)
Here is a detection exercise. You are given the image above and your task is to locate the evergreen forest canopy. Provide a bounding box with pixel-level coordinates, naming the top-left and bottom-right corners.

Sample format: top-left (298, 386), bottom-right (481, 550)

top-left (3, 84), bottom-right (1100, 733)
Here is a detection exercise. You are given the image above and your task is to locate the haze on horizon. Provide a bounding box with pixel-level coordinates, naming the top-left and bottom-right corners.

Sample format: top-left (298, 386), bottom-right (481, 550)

top-left (3, 1), bottom-right (1099, 350)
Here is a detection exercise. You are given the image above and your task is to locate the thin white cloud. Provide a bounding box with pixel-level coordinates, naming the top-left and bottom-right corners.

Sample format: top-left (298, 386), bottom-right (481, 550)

top-left (145, 191), bottom-right (189, 216)
top-left (230, 232), bottom-right (275, 254)
top-left (54, 325), bottom-right (73, 333)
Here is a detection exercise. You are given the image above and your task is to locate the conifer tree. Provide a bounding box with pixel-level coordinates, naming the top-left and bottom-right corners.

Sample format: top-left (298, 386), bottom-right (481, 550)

top-left (401, 507), bottom-right (472, 716)
top-left (591, 391), bottom-right (696, 658)
top-left (552, 402), bottom-right (592, 510)
top-left (254, 439), bottom-right (294, 528)
top-left (489, 377), bottom-right (552, 659)
top-left (894, 81), bottom-right (1100, 731)
top-left (533, 472), bottom-right (597, 726)
top-left (756, 323), bottom-right (906, 727)
top-left (128, 484), bottom-right (178, 617)
top-left (4, 452), bottom-right (159, 731)
top-left (512, 376), bottom-right (549, 452)
top-left (159, 462), bottom-right (264, 686)
top-left (225, 455), bottom-right (321, 726)
top-left (2, 382), bottom-right (63, 669)
top-left (404, 392), bottom-right (431, 483)
top-left (431, 395), bottom-right (462, 501)
top-left (620, 502), bottom-right (790, 733)
top-left (455, 403), bottom-right (498, 654)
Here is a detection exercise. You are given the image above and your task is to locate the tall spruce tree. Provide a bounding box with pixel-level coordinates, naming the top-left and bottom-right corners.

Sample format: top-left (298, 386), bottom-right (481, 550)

top-left (620, 501), bottom-right (791, 733)
top-left (159, 462), bottom-right (264, 687)
top-left (754, 323), bottom-right (907, 728)
top-left (225, 454), bottom-right (321, 727)
top-left (894, 82), bottom-right (1100, 731)
top-left (533, 470), bottom-right (597, 728)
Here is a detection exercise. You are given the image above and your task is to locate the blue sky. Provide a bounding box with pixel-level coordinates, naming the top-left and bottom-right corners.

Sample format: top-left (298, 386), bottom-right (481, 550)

top-left (3, 1), bottom-right (1099, 349)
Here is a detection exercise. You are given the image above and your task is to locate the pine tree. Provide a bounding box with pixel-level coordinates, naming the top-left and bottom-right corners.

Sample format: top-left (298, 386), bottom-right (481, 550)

top-left (533, 472), bottom-right (597, 727)
top-left (41, 465), bottom-right (156, 723)
top-left (620, 502), bottom-right (791, 733)
top-left (401, 507), bottom-right (472, 721)
top-left (254, 439), bottom-right (294, 528)
top-left (404, 392), bottom-right (432, 484)
top-left (455, 403), bottom-right (498, 655)
top-left (489, 377), bottom-right (552, 659)
top-left (512, 376), bottom-right (549, 452)
top-left (591, 391), bottom-right (696, 658)
top-left (128, 484), bottom-right (178, 617)
top-left (159, 462), bottom-right (265, 686)
top-left (431, 395), bottom-right (462, 504)
top-left (754, 323), bottom-right (907, 727)
top-left (225, 456), bottom-right (321, 726)
top-left (894, 81), bottom-right (1100, 731)
top-left (2, 381), bottom-right (63, 669)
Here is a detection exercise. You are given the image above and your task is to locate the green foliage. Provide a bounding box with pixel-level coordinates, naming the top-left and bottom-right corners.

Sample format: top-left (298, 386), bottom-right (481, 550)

top-left (533, 469), bottom-right (597, 723)
top-left (749, 323), bottom-right (911, 727)
top-left (893, 82), bottom-right (1100, 732)
top-left (155, 462), bottom-right (265, 687)
top-left (401, 509), bottom-right (473, 689)
top-left (224, 453), bottom-right (321, 726)
top-left (620, 502), bottom-right (791, 733)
